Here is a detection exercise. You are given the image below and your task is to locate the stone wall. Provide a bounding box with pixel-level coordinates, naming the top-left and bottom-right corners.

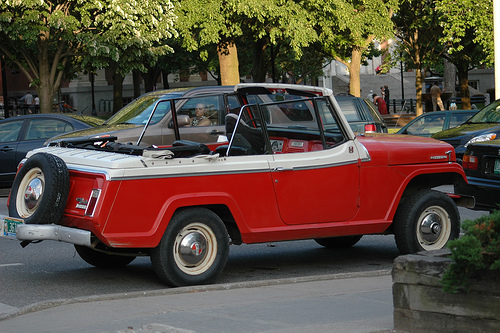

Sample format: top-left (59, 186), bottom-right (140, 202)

top-left (392, 250), bottom-right (500, 333)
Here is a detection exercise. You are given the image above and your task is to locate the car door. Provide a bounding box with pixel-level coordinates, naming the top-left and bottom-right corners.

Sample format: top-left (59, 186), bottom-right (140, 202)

top-left (16, 118), bottom-right (76, 168)
top-left (0, 119), bottom-right (24, 184)
top-left (267, 98), bottom-right (360, 225)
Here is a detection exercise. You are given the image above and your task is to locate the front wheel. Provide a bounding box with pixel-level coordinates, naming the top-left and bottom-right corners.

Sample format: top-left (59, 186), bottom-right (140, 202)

top-left (151, 208), bottom-right (229, 287)
top-left (394, 190), bottom-right (460, 254)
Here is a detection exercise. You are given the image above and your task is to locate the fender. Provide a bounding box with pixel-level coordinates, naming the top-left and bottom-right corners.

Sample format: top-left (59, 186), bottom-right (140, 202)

top-left (101, 191), bottom-right (248, 248)
top-left (386, 162), bottom-right (467, 220)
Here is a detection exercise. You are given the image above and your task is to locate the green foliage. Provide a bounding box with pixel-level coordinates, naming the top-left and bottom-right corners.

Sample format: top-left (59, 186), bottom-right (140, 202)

top-left (0, 0), bottom-right (177, 112)
top-left (441, 210), bottom-right (500, 293)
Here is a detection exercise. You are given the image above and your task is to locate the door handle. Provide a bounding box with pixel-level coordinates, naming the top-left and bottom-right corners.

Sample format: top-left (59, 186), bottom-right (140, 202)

top-left (209, 130), bottom-right (225, 136)
top-left (273, 166), bottom-right (293, 172)
top-left (0, 147), bottom-right (14, 152)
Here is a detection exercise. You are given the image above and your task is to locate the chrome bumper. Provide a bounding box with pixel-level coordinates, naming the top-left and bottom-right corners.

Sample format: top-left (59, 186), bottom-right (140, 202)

top-left (16, 224), bottom-right (92, 247)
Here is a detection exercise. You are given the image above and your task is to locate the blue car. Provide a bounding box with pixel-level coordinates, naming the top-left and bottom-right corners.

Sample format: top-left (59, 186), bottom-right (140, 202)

top-left (397, 110), bottom-right (477, 137)
top-left (0, 114), bottom-right (103, 188)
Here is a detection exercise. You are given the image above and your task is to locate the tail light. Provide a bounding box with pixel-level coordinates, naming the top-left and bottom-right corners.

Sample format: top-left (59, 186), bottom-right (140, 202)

top-left (462, 155), bottom-right (478, 170)
top-left (364, 124), bottom-right (377, 133)
top-left (85, 189), bottom-right (101, 216)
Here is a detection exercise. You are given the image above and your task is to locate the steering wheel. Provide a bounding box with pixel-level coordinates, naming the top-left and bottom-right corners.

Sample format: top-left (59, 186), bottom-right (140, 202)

top-left (246, 118), bottom-right (260, 127)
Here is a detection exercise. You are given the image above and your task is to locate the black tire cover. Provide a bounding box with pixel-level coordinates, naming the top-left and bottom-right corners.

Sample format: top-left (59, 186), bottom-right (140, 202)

top-left (9, 153), bottom-right (70, 225)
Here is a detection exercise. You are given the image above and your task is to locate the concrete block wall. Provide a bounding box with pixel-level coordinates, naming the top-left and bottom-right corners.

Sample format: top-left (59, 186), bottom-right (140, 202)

top-left (392, 250), bottom-right (500, 333)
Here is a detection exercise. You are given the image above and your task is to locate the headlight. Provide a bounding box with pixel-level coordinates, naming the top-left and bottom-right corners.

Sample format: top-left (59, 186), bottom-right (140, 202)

top-left (464, 133), bottom-right (497, 147)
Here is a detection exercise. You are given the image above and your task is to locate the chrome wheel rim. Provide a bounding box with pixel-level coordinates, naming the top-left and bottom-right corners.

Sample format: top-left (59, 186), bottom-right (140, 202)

top-left (16, 167), bottom-right (45, 218)
top-left (173, 223), bottom-right (217, 275)
top-left (416, 205), bottom-right (451, 250)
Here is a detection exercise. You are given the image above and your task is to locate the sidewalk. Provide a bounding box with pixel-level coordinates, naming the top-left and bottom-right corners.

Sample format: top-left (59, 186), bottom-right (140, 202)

top-left (0, 270), bottom-right (394, 333)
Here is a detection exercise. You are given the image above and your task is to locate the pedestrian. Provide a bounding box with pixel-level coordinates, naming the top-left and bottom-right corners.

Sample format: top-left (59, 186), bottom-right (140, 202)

top-left (384, 85), bottom-right (390, 113)
top-left (367, 90), bottom-right (374, 102)
top-left (34, 95), bottom-right (40, 113)
top-left (19, 91), bottom-right (34, 114)
top-left (430, 81), bottom-right (446, 111)
top-left (373, 94), bottom-right (388, 115)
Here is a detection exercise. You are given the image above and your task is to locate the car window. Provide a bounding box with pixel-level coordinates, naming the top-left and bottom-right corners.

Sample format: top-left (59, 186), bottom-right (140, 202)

top-left (406, 114), bottom-right (445, 136)
top-left (335, 98), bottom-right (361, 122)
top-left (105, 90), bottom-right (186, 126)
top-left (467, 99), bottom-right (500, 123)
top-left (0, 120), bottom-right (23, 142)
top-left (25, 118), bottom-right (74, 140)
top-left (178, 96), bottom-right (224, 126)
top-left (450, 113), bottom-right (475, 128)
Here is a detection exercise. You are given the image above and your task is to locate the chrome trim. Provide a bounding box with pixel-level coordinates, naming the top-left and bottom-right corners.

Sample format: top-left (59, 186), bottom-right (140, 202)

top-left (16, 224), bottom-right (91, 247)
top-left (114, 168), bottom-right (271, 181)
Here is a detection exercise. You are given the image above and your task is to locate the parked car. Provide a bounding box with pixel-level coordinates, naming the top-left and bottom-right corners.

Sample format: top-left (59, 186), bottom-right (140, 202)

top-left (50, 86), bottom-right (240, 147)
top-left (4, 83), bottom-right (470, 287)
top-left (454, 138), bottom-right (500, 211)
top-left (0, 114), bottom-right (103, 188)
top-left (51, 89), bottom-right (388, 150)
top-left (432, 100), bottom-right (500, 162)
top-left (397, 110), bottom-right (478, 137)
top-left (335, 95), bottom-right (388, 133)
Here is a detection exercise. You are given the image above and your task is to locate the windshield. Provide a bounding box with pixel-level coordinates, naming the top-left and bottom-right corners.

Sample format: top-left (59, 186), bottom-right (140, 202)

top-left (467, 100), bottom-right (500, 123)
top-left (104, 89), bottom-right (188, 126)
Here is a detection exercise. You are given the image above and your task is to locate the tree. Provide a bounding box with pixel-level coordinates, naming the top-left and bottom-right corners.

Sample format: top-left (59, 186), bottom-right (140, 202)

top-left (309, 0), bottom-right (397, 97)
top-left (0, 0), bottom-right (177, 114)
top-left (392, 0), bottom-right (444, 115)
top-left (174, 0), bottom-right (315, 85)
top-left (436, 0), bottom-right (493, 109)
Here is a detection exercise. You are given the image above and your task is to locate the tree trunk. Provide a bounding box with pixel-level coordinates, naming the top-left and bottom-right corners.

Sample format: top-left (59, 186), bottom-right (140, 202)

top-left (252, 38), bottom-right (267, 83)
top-left (112, 69), bottom-right (124, 114)
top-left (349, 47), bottom-right (362, 97)
top-left (162, 71), bottom-right (170, 89)
top-left (443, 59), bottom-right (456, 97)
top-left (456, 64), bottom-right (471, 109)
top-left (38, 46), bottom-right (56, 114)
top-left (218, 41), bottom-right (240, 86)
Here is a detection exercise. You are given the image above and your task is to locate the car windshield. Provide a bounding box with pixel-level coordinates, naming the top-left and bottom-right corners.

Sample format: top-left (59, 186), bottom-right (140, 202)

top-left (466, 100), bottom-right (500, 124)
top-left (104, 89), bottom-right (188, 126)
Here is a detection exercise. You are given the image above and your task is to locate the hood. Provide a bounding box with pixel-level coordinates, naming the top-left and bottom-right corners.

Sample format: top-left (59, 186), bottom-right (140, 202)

top-left (48, 123), bottom-right (141, 144)
top-left (432, 123), bottom-right (500, 141)
top-left (357, 133), bottom-right (456, 165)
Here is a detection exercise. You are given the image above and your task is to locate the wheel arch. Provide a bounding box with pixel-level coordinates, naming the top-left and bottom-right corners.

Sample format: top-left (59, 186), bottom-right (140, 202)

top-left (386, 171), bottom-right (466, 232)
top-left (153, 194), bottom-right (245, 247)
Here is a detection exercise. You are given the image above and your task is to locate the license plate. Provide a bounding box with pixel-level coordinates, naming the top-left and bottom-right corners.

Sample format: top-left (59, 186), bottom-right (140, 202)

top-left (3, 217), bottom-right (24, 237)
top-left (495, 159), bottom-right (500, 175)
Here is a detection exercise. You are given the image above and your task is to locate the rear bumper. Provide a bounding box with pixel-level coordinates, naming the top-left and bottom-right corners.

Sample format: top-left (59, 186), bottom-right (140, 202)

top-left (16, 224), bottom-right (92, 247)
top-left (455, 179), bottom-right (500, 211)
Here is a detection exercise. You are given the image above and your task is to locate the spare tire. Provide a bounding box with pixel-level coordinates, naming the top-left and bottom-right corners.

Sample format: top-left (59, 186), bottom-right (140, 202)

top-left (9, 153), bottom-right (70, 225)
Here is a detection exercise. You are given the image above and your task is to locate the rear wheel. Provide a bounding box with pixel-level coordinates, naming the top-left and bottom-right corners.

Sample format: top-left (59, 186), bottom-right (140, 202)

top-left (9, 153), bottom-right (69, 225)
top-left (314, 235), bottom-right (363, 249)
top-left (394, 190), bottom-right (459, 254)
top-left (75, 245), bottom-right (136, 268)
top-left (151, 208), bottom-right (229, 287)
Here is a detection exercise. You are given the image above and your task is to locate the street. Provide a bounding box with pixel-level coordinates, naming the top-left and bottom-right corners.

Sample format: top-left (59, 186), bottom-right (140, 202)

top-left (0, 190), bottom-right (489, 312)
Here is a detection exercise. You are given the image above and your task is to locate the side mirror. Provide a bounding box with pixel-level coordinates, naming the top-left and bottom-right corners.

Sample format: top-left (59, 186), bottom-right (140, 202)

top-left (169, 115), bottom-right (191, 128)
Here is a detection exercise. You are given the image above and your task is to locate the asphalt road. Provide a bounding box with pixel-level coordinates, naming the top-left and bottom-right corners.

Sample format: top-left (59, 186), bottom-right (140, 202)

top-left (0, 189), bottom-right (489, 311)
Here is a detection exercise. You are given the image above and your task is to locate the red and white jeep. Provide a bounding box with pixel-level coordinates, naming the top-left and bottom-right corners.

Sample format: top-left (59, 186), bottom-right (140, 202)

top-left (4, 83), bottom-right (472, 286)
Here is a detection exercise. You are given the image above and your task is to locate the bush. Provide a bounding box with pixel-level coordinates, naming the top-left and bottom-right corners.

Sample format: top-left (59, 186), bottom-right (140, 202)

top-left (441, 210), bottom-right (500, 293)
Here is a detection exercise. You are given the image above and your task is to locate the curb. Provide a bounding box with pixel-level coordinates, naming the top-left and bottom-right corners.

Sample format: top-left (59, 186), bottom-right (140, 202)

top-left (0, 269), bottom-right (392, 321)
